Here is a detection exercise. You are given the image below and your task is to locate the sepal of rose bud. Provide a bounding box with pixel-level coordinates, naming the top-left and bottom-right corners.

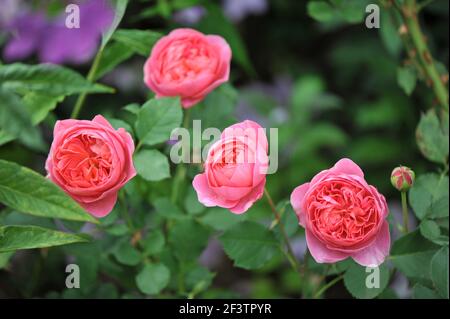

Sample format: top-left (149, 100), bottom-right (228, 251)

top-left (391, 166), bottom-right (415, 192)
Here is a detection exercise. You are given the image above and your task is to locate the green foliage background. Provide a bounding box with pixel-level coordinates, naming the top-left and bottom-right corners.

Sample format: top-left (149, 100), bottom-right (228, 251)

top-left (0, 0), bottom-right (448, 299)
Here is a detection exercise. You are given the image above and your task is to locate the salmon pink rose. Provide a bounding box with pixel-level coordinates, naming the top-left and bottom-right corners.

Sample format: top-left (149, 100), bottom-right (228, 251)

top-left (290, 158), bottom-right (390, 267)
top-left (193, 120), bottom-right (268, 214)
top-left (45, 115), bottom-right (136, 218)
top-left (143, 28), bottom-right (232, 108)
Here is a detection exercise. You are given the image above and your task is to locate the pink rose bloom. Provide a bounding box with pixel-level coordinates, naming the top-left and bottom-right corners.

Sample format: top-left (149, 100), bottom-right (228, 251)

top-left (193, 120), bottom-right (268, 214)
top-left (45, 115), bottom-right (136, 218)
top-left (290, 159), bottom-right (390, 267)
top-left (143, 28), bottom-right (232, 108)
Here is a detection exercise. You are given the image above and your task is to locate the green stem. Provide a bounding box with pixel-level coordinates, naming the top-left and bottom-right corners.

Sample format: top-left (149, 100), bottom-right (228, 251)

top-left (119, 191), bottom-right (134, 232)
top-left (441, 162), bottom-right (449, 178)
top-left (401, 191), bottom-right (409, 233)
top-left (170, 109), bottom-right (190, 204)
top-left (401, 0), bottom-right (448, 110)
top-left (71, 48), bottom-right (104, 119)
top-left (264, 188), bottom-right (303, 277)
top-left (417, 0), bottom-right (435, 11)
top-left (313, 274), bottom-right (344, 299)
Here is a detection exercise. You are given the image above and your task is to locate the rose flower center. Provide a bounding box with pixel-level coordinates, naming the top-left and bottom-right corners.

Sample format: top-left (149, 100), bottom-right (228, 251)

top-left (208, 140), bottom-right (254, 188)
top-left (160, 38), bottom-right (216, 82)
top-left (54, 134), bottom-right (113, 188)
top-left (306, 181), bottom-right (379, 246)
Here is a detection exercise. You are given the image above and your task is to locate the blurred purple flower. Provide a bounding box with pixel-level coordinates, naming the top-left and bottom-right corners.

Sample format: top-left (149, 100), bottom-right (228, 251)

top-left (222, 0), bottom-right (268, 22)
top-left (3, 0), bottom-right (114, 64)
top-left (3, 12), bottom-right (47, 61)
top-left (173, 5), bottom-right (206, 25)
top-left (0, 0), bottom-right (23, 28)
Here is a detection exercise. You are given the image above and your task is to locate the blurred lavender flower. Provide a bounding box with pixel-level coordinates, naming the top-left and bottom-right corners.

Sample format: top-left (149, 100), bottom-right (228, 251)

top-left (0, 0), bottom-right (23, 28)
top-left (222, 0), bottom-right (268, 22)
top-left (3, 12), bottom-right (47, 61)
top-left (173, 5), bottom-right (206, 25)
top-left (3, 0), bottom-right (114, 64)
top-left (41, 0), bottom-right (114, 64)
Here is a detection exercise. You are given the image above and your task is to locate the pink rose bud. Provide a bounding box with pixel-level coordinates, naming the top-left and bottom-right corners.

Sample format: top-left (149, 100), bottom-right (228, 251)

top-left (143, 28), bottom-right (232, 108)
top-left (390, 166), bottom-right (415, 192)
top-left (192, 120), bottom-right (269, 214)
top-left (290, 159), bottom-right (390, 267)
top-left (45, 115), bottom-right (136, 218)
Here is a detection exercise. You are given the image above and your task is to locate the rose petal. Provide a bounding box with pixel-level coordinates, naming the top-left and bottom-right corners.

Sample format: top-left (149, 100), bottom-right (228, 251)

top-left (306, 230), bottom-right (348, 263)
top-left (351, 221), bottom-right (390, 267)
top-left (290, 182), bottom-right (310, 227)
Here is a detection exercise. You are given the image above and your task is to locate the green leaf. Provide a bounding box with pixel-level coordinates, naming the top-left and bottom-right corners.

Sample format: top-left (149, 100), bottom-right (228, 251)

top-left (397, 66), bottom-right (417, 95)
top-left (409, 173), bottom-right (449, 220)
top-left (101, 0), bottom-right (128, 49)
top-left (0, 63), bottom-right (113, 96)
top-left (199, 207), bottom-right (247, 231)
top-left (308, 0), bottom-right (370, 24)
top-left (0, 131), bottom-right (15, 147)
top-left (113, 29), bottom-right (162, 56)
top-left (105, 223), bottom-right (129, 236)
top-left (343, 262), bottom-right (390, 299)
top-left (123, 103), bottom-right (140, 115)
top-left (191, 84), bottom-right (237, 129)
top-left (141, 230), bottom-right (165, 256)
top-left (169, 219), bottom-right (210, 261)
top-left (412, 283), bottom-right (442, 299)
top-left (307, 1), bottom-right (335, 22)
top-left (219, 221), bottom-right (279, 270)
top-left (153, 197), bottom-right (185, 220)
top-left (419, 219), bottom-right (441, 242)
top-left (112, 239), bottom-right (141, 266)
top-left (390, 230), bottom-right (439, 281)
top-left (333, 0), bottom-right (370, 23)
top-left (379, 8), bottom-right (402, 56)
top-left (136, 263), bottom-right (170, 295)
top-left (185, 266), bottom-right (215, 295)
top-left (0, 225), bottom-right (88, 252)
top-left (0, 159), bottom-right (97, 223)
top-left (22, 92), bottom-right (64, 125)
top-left (430, 246), bottom-right (449, 298)
top-left (136, 97), bottom-right (183, 147)
top-left (391, 230), bottom-right (439, 255)
top-left (95, 41), bottom-right (134, 80)
top-left (0, 89), bottom-right (45, 150)
top-left (429, 193), bottom-right (449, 219)
top-left (416, 110), bottom-right (449, 164)
top-left (0, 251), bottom-right (14, 269)
top-left (134, 149), bottom-right (170, 182)
top-left (105, 117), bottom-right (134, 137)
top-left (184, 187), bottom-right (205, 215)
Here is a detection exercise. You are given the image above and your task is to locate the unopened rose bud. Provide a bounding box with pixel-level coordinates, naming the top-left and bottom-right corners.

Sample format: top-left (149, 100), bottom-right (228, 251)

top-left (391, 166), bottom-right (415, 192)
